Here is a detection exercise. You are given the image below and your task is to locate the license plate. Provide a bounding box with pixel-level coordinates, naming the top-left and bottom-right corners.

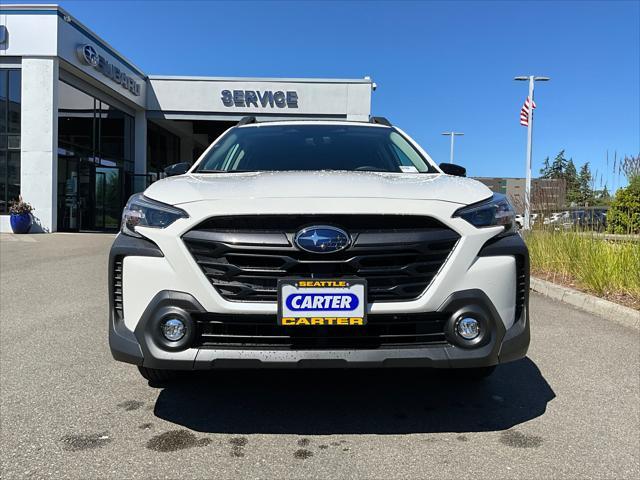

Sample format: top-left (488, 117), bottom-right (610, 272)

top-left (277, 278), bottom-right (367, 326)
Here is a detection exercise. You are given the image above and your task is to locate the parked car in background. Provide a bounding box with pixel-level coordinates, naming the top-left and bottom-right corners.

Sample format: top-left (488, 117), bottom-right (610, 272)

top-left (542, 209), bottom-right (608, 231)
top-left (515, 213), bottom-right (538, 229)
top-left (544, 211), bottom-right (568, 226)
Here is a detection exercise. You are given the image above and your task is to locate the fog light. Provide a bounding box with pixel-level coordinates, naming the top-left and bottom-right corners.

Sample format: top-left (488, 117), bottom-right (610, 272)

top-left (161, 318), bottom-right (186, 341)
top-left (456, 317), bottom-right (480, 340)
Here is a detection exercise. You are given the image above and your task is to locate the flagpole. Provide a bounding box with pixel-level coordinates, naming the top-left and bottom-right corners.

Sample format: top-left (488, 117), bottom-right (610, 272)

top-left (515, 75), bottom-right (550, 230)
top-left (450, 134), bottom-right (455, 163)
top-left (524, 76), bottom-right (534, 230)
top-left (441, 131), bottom-right (464, 164)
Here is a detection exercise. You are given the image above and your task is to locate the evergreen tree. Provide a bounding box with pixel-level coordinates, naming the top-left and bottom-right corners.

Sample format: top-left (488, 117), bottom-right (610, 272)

top-left (577, 162), bottom-right (594, 205)
top-left (565, 158), bottom-right (579, 203)
top-left (590, 185), bottom-right (612, 206)
top-left (539, 157), bottom-right (551, 178)
top-left (549, 150), bottom-right (568, 178)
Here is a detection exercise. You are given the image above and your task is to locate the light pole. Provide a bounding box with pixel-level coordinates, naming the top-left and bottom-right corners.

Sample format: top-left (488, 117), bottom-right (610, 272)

top-left (441, 131), bottom-right (464, 163)
top-left (514, 75), bottom-right (550, 230)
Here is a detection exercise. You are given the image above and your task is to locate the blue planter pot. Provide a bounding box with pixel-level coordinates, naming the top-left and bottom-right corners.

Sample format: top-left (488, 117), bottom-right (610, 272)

top-left (10, 212), bottom-right (32, 234)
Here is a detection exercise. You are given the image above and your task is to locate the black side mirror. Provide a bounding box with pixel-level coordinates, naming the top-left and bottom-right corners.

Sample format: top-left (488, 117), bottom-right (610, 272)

top-left (439, 162), bottom-right (466, 177)
top-left (164, 162), bottom-right (191, 177)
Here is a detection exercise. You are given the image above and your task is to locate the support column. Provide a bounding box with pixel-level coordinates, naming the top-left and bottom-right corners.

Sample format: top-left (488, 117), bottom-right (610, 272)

top-left (20, 57), bottom-right (58, 233)
top-left (134, 110), bottom-right (147, 174)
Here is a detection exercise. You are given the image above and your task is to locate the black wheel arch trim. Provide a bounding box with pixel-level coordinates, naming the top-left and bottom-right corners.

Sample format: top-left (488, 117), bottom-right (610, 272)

top-left (108, 234), bottom-right (164, 365)
top-left (477, 233), bottom-right (530, 362)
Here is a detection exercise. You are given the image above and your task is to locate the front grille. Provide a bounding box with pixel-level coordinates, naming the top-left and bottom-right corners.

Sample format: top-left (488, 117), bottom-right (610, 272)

top-left (192, 312), bottom-right (449, 349)
top-left (182, 215), bottom-right (460, 303)
top-left (113, 257), bottom-right (124, 320)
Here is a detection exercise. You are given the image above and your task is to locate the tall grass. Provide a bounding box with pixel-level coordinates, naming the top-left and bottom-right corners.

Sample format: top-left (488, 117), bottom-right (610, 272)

top-left (525, 231), bottom-right (640, 305)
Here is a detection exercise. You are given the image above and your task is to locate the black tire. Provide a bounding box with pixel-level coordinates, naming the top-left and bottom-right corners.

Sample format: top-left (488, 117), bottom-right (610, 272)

top-left (137, 366), bottom-right (180, 383)
top-left (454, 366), bottom-right (497, 380)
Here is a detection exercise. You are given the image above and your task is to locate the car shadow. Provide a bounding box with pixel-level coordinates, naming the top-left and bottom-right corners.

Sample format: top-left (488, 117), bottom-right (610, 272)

top-left (152, 357), bottom-right (554, 435)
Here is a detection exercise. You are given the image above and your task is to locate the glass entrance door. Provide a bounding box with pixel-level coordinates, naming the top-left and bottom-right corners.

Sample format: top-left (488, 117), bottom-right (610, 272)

top-left (57, 159), bottom-right (122, 232)
top-left (77, 160), bottom-right (95, 230)
top-left (94, 166), bottom-right (122, 230)
top-left (78, 162), bottom-right (122, 231)
top-left (58, 156), bottom-right (80, 231)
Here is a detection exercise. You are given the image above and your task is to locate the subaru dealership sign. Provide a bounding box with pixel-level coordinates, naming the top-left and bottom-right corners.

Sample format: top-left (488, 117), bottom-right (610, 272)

top-left (76, 44), bottom-right (141, 96)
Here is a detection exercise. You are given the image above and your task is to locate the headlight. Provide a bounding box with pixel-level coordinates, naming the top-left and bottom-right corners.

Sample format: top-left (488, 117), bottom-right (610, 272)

top-left (454, 193), bottom-right (516, 234)
top-left (121, 194), bottom-right (188, 238)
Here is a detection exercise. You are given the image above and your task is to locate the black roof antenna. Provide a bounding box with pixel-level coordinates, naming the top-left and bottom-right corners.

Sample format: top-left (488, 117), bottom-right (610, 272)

top-left (370, 116), bottom-right (392, 126)
top-left (237, 116), bottom-right (257, 126)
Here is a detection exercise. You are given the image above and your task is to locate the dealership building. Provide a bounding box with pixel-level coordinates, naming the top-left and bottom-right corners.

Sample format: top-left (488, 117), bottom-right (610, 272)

top-left (0, 4), bottom-right (374, 232)
top-left (475, 177), bottom-right (567, 213)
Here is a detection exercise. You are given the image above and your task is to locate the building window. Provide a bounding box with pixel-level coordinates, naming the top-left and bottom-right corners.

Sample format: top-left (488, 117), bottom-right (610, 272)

top-left (57, 80), bottom-right (135, 231)
top-left (0, 69), bottom-right (21, 214)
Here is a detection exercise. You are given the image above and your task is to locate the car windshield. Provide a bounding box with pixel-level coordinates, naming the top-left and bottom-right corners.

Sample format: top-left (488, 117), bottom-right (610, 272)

top-left (195, 124), bottom-right (438, 173)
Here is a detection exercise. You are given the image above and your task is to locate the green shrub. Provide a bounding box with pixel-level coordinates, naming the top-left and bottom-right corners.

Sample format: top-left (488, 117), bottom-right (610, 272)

top-left (526, 231), bottom-right (640, 302)
top-left (607, 176), bottom-right (640, 234)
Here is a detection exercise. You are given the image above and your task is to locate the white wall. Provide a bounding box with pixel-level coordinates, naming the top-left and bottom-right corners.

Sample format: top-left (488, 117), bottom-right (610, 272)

top-left (346, 83), bottom-right (373, 121)
top-left (0, 11), bottom-right (58, 57)
top-left (18, 57), bottom-right (59, 232)
top-left (56, 16), bottom-right (146, 109)
top-left (148, 78), bottom-right (373, 121)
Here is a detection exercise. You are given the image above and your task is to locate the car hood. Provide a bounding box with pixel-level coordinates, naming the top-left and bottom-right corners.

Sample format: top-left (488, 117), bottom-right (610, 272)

top-left (144, 171), bottom-right (493, 206)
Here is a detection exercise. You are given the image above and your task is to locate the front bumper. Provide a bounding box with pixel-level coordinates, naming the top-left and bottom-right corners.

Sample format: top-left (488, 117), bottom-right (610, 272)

top-left (109, 234), bottom-right (530, 370)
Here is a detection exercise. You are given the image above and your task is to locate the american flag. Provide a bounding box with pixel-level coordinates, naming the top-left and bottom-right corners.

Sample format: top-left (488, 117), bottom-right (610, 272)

top-left (520, 97), bottom-right (536, 126)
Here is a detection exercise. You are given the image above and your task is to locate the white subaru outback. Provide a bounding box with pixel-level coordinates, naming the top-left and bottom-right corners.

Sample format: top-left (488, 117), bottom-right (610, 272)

top-left (109, 117), bottom-right (529, 382)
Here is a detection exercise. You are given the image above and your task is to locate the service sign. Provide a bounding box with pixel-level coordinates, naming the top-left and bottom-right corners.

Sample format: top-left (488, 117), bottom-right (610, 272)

top-left (221, 89), bottom-right (298, 109)
top-left (278, 279), bottom-right (367, 326)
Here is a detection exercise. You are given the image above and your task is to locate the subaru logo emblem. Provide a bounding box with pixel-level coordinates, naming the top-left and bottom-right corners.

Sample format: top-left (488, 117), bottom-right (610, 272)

top-left (77, 44), bottom-right (99, 67)
top-left (294, 226), bottom-right (350, 254)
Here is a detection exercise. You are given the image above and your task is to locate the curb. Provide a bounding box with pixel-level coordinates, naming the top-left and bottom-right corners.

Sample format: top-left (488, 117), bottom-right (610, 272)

top-left (530, 277), bottom-right (639, 331)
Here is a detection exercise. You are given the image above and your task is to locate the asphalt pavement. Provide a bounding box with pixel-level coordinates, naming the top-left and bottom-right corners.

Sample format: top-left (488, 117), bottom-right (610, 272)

top-left (1, 233), bottom-right (638, 479)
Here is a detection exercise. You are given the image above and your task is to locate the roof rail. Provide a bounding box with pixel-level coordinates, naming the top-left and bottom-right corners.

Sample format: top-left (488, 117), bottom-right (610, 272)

top-left (237, 116), bottom-right (257, 126)
top-left (370, 116), bottom-right (392, 126)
